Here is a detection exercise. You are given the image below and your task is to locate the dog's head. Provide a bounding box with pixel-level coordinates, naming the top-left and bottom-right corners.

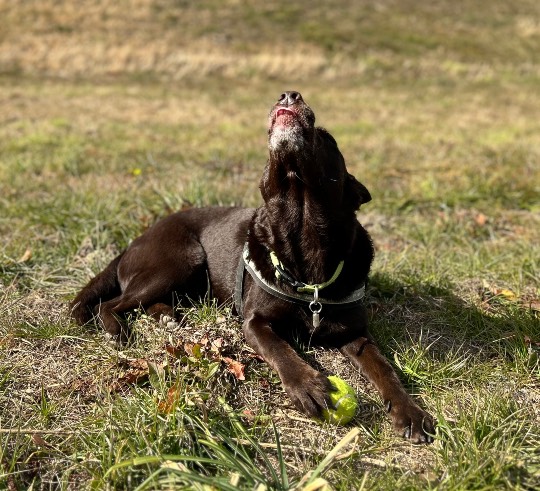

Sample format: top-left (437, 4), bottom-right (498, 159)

top-left (267, 91), bottom-right (316, 155)
top-left (265, 91), bottom-right (371, 211)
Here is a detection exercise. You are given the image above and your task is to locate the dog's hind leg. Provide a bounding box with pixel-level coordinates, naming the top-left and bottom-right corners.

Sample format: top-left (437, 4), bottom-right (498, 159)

top-left (146, 303), bottom-right (175, 321)
top-left (146, 302), bottom-right (184, 329)
top-left (70, 253), bottom-right (124, 325)
top-left (95, 292), bottom-right (175, 343)
top-left (93, 295), bottom-right (137, 343)
top-left (96, 241), bottom-right (208, 341)
top-left (93, 271), bottom-right (191, 342)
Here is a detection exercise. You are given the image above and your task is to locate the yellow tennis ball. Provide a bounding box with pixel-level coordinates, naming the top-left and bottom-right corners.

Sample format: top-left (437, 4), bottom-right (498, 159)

top-left (321, 376), bottom-right (358, 425)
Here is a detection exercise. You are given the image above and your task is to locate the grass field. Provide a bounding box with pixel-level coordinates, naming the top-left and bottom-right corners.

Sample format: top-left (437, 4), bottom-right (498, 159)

top-left (1, 0), bottom-right (539, 489)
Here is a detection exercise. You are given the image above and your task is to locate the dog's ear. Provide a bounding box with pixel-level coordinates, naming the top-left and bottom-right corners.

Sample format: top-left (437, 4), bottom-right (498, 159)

top-left (345, 173), bottom-right (371, 210)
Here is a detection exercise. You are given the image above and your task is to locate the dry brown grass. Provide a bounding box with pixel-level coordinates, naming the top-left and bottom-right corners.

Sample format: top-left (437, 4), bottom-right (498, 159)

top-left (2, 0), bottom-right (540, 82)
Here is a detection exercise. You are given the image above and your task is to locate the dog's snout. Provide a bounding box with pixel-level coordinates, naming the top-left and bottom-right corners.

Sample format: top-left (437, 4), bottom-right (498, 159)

top-left (278, 91), bottom-right (303, 106)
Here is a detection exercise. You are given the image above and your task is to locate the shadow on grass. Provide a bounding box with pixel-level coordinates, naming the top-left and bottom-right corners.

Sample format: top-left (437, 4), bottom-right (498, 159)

top-left (335, 273), bottom-right (540, 489)
top-left (367, 271), bottom-right (538, 369)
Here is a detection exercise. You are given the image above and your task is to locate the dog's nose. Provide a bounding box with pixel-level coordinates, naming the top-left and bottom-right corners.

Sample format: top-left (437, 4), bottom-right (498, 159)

top-left (278, 91), bottom-right (303, 106)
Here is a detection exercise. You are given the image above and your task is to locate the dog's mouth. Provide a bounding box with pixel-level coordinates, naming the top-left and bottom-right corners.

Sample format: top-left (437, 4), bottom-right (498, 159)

top-left (267, 93), bottom-right (316, 152)
top-left (273, 107), bottom-right (298, 127)
top-left (276, 108), bottom-right (295, 117)
top-left (271, 106), bottom-right (299, 128)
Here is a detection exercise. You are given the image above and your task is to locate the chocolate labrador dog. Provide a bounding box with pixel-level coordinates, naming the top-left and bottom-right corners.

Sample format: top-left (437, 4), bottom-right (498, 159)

top-left (71, 91), bottom-right (434, 443)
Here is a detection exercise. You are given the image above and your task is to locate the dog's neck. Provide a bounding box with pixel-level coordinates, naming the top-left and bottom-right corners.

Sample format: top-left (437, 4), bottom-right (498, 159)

top-left (255, 150), bottom-right (356, 286)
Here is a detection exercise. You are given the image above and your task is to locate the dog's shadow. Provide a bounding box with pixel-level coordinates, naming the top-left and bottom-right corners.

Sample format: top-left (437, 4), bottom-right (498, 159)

top-left (366, 271), bottom-right (537, 361)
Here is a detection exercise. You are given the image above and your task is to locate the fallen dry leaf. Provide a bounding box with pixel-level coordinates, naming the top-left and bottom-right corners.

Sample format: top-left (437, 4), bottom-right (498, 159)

top-left (17, 248), bottom-right (32, 263)
top-left (222, 357), bottom-right (245, 380)
top-left (475, 213), bottom-right (487, 226)
top-left (184, 342), bottom-right (203, 358)
top-left (528, 300), bottom-right (540, 312)
top-left (165, 343), bottom-right (184, 358)
top-left (32, 434), bottom-right (50, 448)
top-left (158, 383), bottom-right (183, 414)
top-left (258, 378), bottom-right (270, 388)
top-left (0, 336), bottom-right (14, 348)
top-left (70, 376), bottom-right (99, 398)
top-left (241, 409), bottom-right (255, 421)
top-left (524, 336), bottom-right (540, 348)
top-left (109, 358), bottom-right (149, 391)
top-left (210, 337), bottom-right (223, 353)
top-left (481, 280), bottom-right (517, 302)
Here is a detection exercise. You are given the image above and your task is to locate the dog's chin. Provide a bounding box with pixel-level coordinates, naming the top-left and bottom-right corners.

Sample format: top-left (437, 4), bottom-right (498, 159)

top-left (268, 125), bottom-right (306, 155)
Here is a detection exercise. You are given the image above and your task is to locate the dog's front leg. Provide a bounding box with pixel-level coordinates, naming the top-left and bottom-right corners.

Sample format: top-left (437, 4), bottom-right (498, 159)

top-left (243, 314), bottom-right (334, 418)
top-left (340, 337), bottom-right (435, 443)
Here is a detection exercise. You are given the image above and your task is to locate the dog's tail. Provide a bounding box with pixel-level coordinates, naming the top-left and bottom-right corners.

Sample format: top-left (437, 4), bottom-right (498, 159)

top-left (70, 252), bottom-right (124, 325)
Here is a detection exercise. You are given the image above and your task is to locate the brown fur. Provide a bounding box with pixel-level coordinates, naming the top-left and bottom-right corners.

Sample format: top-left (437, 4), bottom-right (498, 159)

top-left (71, 91), bottom-right (434, 443)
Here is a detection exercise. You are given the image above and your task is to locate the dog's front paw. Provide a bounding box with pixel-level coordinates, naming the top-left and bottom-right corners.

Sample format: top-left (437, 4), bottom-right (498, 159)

top-left (282, 368), bottom-right (334, 418)
top-left (387, 399), bottom-right (435, 444)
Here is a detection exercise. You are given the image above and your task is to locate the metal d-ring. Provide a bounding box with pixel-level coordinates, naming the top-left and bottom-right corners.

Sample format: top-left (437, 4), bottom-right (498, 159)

top-left (309, 299), bottom-right (322, 314)
top-left (309, 286), bottom-right (322, 314)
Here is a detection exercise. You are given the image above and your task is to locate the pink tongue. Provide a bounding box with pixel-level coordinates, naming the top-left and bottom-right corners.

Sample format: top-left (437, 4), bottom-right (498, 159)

top-left (276, 109), bottom-right (295, 123)
top-left (276, 113), bottom-right (294, 125)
